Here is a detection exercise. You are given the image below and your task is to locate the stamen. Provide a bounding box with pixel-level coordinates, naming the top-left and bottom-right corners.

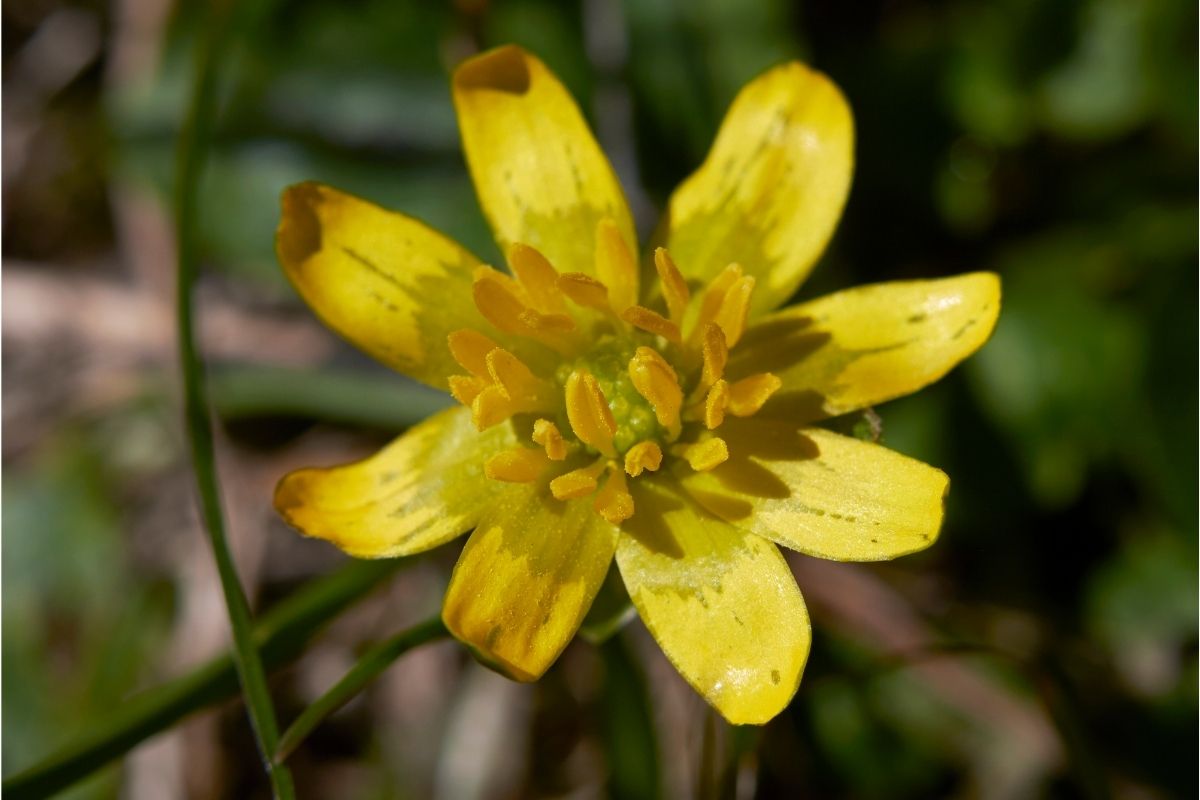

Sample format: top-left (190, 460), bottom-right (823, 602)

top-left (550, 458), bottom-right (608, 500)
top-left (678, 438), bottom-right (729, 472)
top-left (653, 248), bottom-right (690, 325)
top-left (448, 375), bottom-right (488, 406)
top-left (713, 275), bottom-right (755, 347)
top-left (621, 305), bottom-right (682, 343)
top-left (628, 347), bottom-right (682, 435)
top-left (473, 268), bottom-right (574, 353)
top-left (694, 263), bottom-right (743, 336)
top-left (727, 373), bottom-right (782, 417)
top-left (594, 465), bottom-right (635, 524)
top-left (448, 329), bottom-right (499, 377)
top-left (472, 267), bottom-right (535, 325)
top-left (508, 243), bottom-right (565, 313)
top-left (564, 370), bottom-right (618, 457)
top-left (698, 323), bottom-right (728, 393)
top-left (557, 272), bottom-right (612, 314)
top-left (518, 308), bottom-right (576, 334)
top-left (624, 441), bottom-right (663, 477)
top-left (486, 348), bottom-right (554, 408)
top-left (532, 418), bottom-right (569, 461)
top-left (471, 385), bottom-right (516, 430)
top-left (595, 219), bottom-right (638, 313)
top-left (703, 380), bottom-right (730, 430)
top-left (485, 448), bottom-right (550, 482)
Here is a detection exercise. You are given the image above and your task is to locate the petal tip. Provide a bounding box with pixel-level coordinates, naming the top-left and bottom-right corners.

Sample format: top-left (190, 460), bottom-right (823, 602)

top-left (276, 182), bottom-right (325, 268)
top-left (453, 45), bottom-right (532, 95)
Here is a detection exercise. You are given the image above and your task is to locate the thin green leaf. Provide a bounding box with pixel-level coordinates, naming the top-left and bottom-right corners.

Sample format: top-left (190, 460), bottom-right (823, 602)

top-left (173, 3), bottom-right (294, 797)
top-left (274, 616), bottom-right (448, 764)
top-left (2, 559), bottom-right (405, 800)
top-left (599, 633), bottom-right (663, 800)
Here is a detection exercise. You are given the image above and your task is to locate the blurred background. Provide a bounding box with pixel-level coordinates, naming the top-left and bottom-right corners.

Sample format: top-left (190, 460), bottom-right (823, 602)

top-left (3, 0), bottom-right (1196, 798)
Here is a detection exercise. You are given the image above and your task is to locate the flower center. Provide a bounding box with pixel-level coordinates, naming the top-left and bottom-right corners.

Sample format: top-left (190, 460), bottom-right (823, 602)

top-left (444, 219), bottom-right (781, 524)
top-left (557, 336), bottom-right (664, 455)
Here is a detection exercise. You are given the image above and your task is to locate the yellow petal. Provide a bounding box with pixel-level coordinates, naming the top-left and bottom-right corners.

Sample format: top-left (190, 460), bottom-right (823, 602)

top-left (662, 62), bottom-right (853, 315)
top-left (617, 483), bottom-right (810, 724)
top-left (730, 273), bottom-right (1002, 422)
top-left (443, 487), bottom-right (619, 681)
top-left (453, 45), bottom-right (636, 277)
top-left (679, 421), bottom-right (948, 561)
top-left (277, 183), bottom-right (505, 390)
top-left (274, 407), bottom-right (514, 558)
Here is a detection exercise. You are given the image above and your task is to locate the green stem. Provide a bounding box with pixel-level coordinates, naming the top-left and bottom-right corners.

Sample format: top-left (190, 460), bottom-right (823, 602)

top-left (2, 559), bottom-right (405, 800)
top-left (173, 3), bottom-right (294, 797)
top-left (274, 617), bottom-right (449, 764)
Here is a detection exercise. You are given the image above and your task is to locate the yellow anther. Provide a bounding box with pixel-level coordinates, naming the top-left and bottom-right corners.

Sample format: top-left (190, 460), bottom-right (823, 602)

top-left (532, 418), bottom-right (569, 460)
top-left (473, 268), bottom-right (574, 353)
top-left (508, 243), bottom-right (564, 313)
top-left (713, 275), bottom-right (755, 347)
top-left (628, 347), bottom-right (682, 434)
top-left (704, 380), bottom-right (730, 430)
top-left (620, 305), bottom-right (682, 343)
top-left (699, 323), bottom-right (728, 393)
top-left (728, 373), bottom-right (782, 417)
top-left (693, 263), bottom-right (742, 340)
top-left (484, 448), bottom-right (550, 483)
top-left (595, 218), bottom-right (638, 313)
top-left (679, 438), bottom-right (729, 472)
top-left (557, 272), bottom-right (612, 313)
top-left (653, 248), bottom-right (690, 325)
top-left (594, 465), bottom-right (635, 524)
top-left (471, 385), bottom-right (515, 430)
top-left (448, 374), bottom-right (488, 406)
top-left (448, 329), bottom-right (500, 377)
top-left (518, 308), bottom-right (576, 334)
top-left (473, 269), bottom-right (534, 334)
top-left (485, 348), bottom-right (553, 408)
top-left (549, 458), bottom-right (608, 500)
top-left (564, 370), bottom-right (618, 457)
top-left (623, 441), bottom-right (663, 477)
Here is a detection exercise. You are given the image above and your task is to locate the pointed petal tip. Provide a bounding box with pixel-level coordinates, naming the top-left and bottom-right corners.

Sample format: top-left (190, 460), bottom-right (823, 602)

top-left (453, 45), bottom-right (532, 94)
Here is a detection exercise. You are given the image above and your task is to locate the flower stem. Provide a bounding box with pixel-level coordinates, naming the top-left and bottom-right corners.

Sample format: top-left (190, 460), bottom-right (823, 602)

top-left (173, 3), bottom-right (293, 797)
top-left (274, 616), bottom-right (449, 764)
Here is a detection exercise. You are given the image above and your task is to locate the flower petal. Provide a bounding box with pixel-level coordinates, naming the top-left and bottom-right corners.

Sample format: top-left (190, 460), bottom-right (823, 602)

top-left (662, 62), bottom-right (853, 315)
top-left (729, 273), bottom-right (1001, 423)
top-left (453, 45), bottom-right (636, 276)
top-left (680, 422), bottom-right (948, 561)
top-left (277, 182), bottom-right (529, 391)
top-left (442, 487), bottom-right (619, 681)
top-left (616, 482), bottom-right (809, 724)
top-left (274, 407), bottom-right (515, 558)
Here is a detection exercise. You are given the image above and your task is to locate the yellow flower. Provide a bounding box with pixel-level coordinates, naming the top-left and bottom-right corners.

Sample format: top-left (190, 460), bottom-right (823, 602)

top-left (273, 45), bottom-right (1000, 724)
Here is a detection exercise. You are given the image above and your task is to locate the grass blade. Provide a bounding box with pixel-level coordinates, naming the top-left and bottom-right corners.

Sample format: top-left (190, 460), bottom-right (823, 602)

top-left (173, 3), bottom-right (294, 797)
top-left (274, 616), bottom-right (448, 764)
top-left (2, 559), bottom-right (404, 800)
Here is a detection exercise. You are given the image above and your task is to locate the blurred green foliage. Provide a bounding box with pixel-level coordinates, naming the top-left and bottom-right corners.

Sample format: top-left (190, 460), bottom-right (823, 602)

top-left (4, 0), bottom-right (1196, 797)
